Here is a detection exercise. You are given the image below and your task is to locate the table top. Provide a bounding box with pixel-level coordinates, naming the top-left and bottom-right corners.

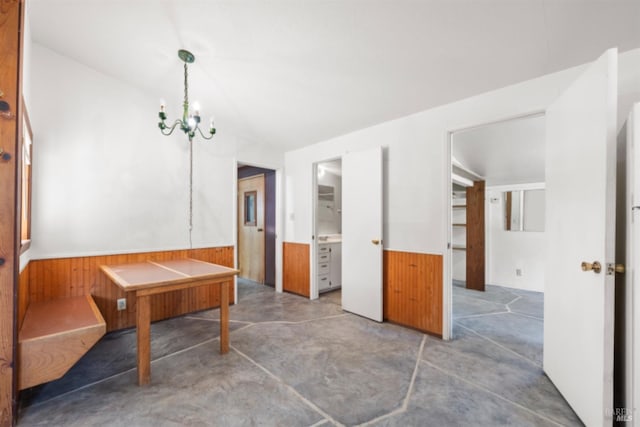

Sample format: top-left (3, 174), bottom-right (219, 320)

top-left (100, 258), bottom-right (239, 291)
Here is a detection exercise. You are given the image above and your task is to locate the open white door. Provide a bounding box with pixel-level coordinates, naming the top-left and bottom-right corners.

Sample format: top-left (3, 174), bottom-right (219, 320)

top-left (342, 147), bottom-right (383, 321)
top-left (544, 49), bottom-right (617, 426)
top-left (628, 104), bottom-right (640, 424)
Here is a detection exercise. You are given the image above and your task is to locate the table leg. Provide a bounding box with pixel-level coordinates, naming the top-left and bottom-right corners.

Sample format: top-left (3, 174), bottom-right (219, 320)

top-left (136, 294), bottom-right (151, 386)
top-left (220, 281), bottom-right (229, 354)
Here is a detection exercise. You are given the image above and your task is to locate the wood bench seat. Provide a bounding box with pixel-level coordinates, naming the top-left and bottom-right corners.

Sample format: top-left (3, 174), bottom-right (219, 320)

top-left (19, 295), bottom-right (106, 390)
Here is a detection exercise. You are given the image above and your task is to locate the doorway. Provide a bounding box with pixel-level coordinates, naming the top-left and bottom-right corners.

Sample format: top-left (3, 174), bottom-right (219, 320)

top-left (314, 159), bottom-right (343, 304)
top-left (237, 165), bottom-right (276, 286)
top-left (311, 148), bottom-right (384, 323)
top-left (448, 114), bottom-right (546, 362)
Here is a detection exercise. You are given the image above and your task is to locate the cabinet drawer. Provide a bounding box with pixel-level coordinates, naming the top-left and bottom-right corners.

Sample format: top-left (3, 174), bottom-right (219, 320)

top-left (318, 253), bottom-right (331, 263)
top-left (318, 262), bottom-right (330, 275)
top-left (318, 274), bottom-right (330, 291)
top-left (318, 245), bottom-right (330, 254)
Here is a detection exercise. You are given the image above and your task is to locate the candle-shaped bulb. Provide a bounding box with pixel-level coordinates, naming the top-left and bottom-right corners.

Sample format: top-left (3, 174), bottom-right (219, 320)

top-left (188, 117), bottom-right (196, 129)
top-left (160, 99), bottom-right (165, 112)
top-left (193, 101), bottom-right (200, 116)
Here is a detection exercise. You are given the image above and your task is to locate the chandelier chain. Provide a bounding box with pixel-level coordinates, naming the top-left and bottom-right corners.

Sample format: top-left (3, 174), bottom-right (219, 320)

top-left (189, 138), bottom-right (194, 248)
top-left (184, 62), bottom-right (189, 110)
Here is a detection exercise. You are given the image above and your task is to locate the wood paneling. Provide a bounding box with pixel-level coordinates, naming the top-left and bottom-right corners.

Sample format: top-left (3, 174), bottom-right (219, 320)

top-left (384, 250), bottom-right (442, 336)
top-left (283, 242), bottom-right (310, 297)
top-left (0, 1), bottom-right (23, 424)
top-left (27, 246), bottom-right (234, 332)
top-left (466, 181), bottom-right (485, 291)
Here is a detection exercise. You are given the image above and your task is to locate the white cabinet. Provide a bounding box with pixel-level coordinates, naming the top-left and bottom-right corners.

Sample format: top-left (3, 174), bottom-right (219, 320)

top-left (318, 242), bottom-right (341, 293)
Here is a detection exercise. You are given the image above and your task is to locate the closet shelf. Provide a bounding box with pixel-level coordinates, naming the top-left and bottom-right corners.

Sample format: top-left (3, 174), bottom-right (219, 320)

top-left (452, 245), bottom-right (466, 251)
top-left (452, 205), bottom-right (467, 208)
top-left (452, 223), bottom-right (466, 227)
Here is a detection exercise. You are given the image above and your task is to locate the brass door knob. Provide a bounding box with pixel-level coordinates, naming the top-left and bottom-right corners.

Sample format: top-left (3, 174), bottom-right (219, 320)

top-left (371, 239), bottom-right (380, 245)
top-left (581, 261), bottom-right (602, 274)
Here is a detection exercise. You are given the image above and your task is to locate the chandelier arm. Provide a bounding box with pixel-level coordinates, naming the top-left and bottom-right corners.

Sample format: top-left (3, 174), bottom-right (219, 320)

top-left (159, 120), bottom-right (184, 136)
top-left (195, 126), bottom-right (215, 140)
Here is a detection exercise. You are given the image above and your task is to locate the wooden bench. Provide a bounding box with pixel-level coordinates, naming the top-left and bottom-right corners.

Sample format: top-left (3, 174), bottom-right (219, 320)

top-left (18, 295), bottom-right (106, 390)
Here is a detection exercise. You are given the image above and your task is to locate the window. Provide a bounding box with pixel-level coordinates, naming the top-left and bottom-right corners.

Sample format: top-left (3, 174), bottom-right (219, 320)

top-left (244, 191), bottom-right (257, 226)
top-left (20, 105), bottom-right (32, 252)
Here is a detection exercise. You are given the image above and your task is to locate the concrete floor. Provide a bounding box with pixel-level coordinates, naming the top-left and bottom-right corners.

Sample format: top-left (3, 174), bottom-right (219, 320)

top-left (17, 280), bottom-right (581, 426)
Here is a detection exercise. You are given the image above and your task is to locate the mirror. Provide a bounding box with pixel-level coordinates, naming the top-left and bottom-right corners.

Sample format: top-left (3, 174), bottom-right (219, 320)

top-left (505, 189), bottom-right (545, 232)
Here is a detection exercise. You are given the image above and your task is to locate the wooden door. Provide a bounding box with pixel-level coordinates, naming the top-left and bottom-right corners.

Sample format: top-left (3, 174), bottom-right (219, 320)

top-left (238, 175), bottom-right (265, 283)
top-left (342, 147), bottom-right (383, 321)
top-left (544, 49), bottom-right (617, 426)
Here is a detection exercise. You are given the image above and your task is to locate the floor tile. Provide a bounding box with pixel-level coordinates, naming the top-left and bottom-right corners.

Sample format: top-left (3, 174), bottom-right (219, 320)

top-left (456, 313), bottom-right (543, 366)
top-left (423, 327), bottom-right (581, 425)
top-left (370, 362), bottom-right (558, 427)
top-left (452, 293), bottom-right (507, 319)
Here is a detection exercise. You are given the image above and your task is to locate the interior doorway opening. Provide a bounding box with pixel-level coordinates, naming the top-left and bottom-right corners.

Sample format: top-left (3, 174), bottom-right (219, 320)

top-left (237, 165), bottom-right (276, 287)
top-left (448, 113), bottom-right (546, 360)
top-left (314, 159), bottom-right (343, 305)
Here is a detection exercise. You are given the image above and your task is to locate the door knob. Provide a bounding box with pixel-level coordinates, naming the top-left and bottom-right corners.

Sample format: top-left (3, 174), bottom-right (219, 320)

top-left (257, 228), bottom-right (263, 232)
top-left (581, 261), bottom-right (601, 274)
top-left (371, 239), bottom-right (380, 245)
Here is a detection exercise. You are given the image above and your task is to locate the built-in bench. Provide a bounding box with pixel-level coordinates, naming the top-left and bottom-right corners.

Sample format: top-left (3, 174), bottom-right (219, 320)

top-left (19, 295), bottom-right (106, 390)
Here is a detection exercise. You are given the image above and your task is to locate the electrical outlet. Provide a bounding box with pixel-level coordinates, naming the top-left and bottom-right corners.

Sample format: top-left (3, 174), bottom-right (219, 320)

top-left (516, 269), bottom-right (523, 277)
top-left (117, 298), bottom-right (126, 311)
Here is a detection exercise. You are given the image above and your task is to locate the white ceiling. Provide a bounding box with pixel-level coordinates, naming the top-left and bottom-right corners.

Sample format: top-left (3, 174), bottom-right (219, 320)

top-left (452, 114), bottom-right (545, 186)
top-left (28, 0), bottom-right (640, 151)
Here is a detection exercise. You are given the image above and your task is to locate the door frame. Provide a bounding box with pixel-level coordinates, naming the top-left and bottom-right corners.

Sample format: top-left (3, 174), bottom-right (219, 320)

top-left (234, 160), bottom-right (284, 294)
top-left (443, 110), bottom-right (545, 340)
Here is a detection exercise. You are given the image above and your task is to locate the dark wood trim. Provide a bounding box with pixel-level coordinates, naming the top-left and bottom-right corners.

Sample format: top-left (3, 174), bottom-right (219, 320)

top-left (466, 181), bottom-right (485, 291)
top-left (3, 0), bottom-right (22, 420)
top-left (505, 191), bottom-right (512, 231)
top-left (0, 1), bottom-right (23, 424)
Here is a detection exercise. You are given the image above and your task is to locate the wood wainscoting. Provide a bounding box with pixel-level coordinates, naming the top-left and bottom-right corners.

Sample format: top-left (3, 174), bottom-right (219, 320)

top-left (383, 250), bottom-right (442, 336)
top-left (283, 242), bottom-right (310, 297)
top-left (20, 247), bottom-right (234, 332)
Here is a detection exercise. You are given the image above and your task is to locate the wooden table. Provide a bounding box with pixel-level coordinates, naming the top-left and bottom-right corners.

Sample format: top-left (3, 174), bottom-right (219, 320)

top-left (100, 258), bottom-right (239, 386)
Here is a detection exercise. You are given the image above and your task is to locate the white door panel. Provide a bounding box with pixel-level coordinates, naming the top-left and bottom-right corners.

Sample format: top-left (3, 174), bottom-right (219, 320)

top-left (342, 147), bottom-right (383, 321)
top-left (629, 104), bottom-right (640, 425)
top-left (544, 49), bottom-right (617, 426)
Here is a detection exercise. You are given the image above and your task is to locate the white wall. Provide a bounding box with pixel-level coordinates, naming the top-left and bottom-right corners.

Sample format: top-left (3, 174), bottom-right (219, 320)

top-left (285, 49), bottom-right (640, 257)
top-left (486, 187), bottom-right (546, 292)
top-left (28, 44), bottom-right (284, 259)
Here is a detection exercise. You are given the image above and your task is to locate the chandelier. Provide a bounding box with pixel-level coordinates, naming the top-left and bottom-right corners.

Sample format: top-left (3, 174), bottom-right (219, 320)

top-left (158, 49), bottom-right (216, 142)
